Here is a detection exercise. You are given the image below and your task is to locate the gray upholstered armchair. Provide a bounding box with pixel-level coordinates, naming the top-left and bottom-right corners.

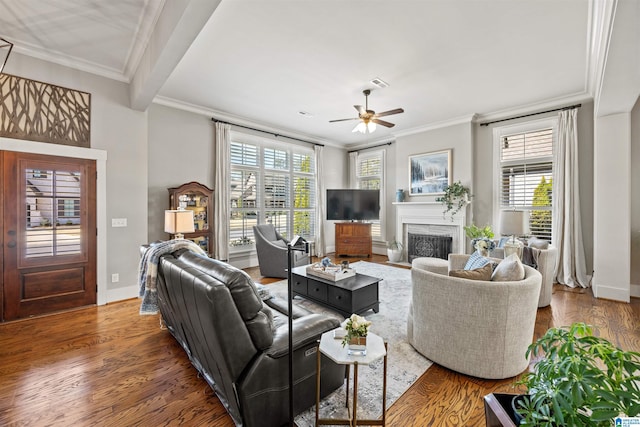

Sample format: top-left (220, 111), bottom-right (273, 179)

top-left (253, 224), bottom-right (309, 278)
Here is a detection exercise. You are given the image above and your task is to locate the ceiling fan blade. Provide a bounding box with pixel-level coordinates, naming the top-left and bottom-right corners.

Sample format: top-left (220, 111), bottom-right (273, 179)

top-left (371, 118), bottom-right (395, 128)
top-left (329, 117), bottom-right (360, 123)
top-left (354, 105), bottom-right (365, 115)
top-left (375, 108), bottom-right (404, 118)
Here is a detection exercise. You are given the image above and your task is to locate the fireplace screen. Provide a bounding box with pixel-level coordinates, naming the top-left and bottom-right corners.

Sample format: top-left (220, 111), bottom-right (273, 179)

top-left (407, 233), bottom-right (453, 262)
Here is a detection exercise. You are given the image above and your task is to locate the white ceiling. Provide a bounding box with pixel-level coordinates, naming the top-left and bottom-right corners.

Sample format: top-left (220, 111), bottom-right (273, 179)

top-left (0, 0), bottom-right (596, 147)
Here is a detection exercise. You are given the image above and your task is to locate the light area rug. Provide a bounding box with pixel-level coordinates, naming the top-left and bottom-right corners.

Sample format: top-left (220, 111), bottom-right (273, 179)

top-left (268, 261), bottom-right (432, 426)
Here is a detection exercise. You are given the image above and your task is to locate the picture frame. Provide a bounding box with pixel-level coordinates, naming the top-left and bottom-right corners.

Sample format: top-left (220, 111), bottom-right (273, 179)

top-left (409, 149), bottom-right (452, 196)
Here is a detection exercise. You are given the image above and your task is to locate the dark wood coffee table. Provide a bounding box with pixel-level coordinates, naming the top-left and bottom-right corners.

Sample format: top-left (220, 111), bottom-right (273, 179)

top-left (290, 266), bottom-right (380, 318)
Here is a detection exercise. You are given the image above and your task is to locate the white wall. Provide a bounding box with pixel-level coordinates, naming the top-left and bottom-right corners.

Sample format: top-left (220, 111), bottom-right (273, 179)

top-left (389, 121), bottom-right (474, 242)
top-left (147, 104), bottom-right (215, 243)
top-left (4, 52), bottom-right (149, 302)
top-left (473, 102), bottom-right (595, 273)
top-left (593, 112), bottom-right (631, 302)
top-left (590, 0), bottom-right (639, 302)
top-left (631, 97), bottom-right (640, 294)
top-left (147, 103), bottom-right (349, 266)
top-left (321, 145), bottom-right (349, 255)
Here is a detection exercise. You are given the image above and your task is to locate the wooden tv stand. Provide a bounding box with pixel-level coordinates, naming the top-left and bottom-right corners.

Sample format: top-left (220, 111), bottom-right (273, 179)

top-left (335, 222), bottom-right (372, 257)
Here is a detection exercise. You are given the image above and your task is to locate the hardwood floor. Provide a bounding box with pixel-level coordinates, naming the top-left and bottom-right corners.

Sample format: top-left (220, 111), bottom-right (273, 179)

top-left (1, 254), bottom-right (638, 426)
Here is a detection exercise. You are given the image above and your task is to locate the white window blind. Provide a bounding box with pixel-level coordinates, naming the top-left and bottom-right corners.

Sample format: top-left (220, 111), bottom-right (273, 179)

top-left (293, 152), bottom-right (315, 238)
top-left (229, 137), bottom-right (316, 247)
top-left (230, 142), bottom-right (260, 246)
top-left (499, 128), bottom-right (554, 240)
top-left (356, 151), bottom-right (384, 239)
top-left (26, 169), bottom-right (82, 258)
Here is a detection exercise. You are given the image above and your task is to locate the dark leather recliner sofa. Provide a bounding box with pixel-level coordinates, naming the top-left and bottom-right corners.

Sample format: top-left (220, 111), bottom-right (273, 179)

top-left (155, 249), bottom-right (345, 427)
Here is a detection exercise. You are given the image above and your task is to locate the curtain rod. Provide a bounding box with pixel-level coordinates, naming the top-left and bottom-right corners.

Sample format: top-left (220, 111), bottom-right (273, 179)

top-left (348, 141), bottom-right (393, 153)
top-left (211, 118), bottom-right (324, 147)
top-left (479, 104), bottom-right (582, 127)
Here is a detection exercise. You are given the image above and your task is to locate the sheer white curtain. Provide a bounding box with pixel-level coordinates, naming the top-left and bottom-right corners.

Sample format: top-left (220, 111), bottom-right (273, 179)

top-left (349, 151), bottom-right (358, 187)
top-left (553, 109), bottom-right (591, 287)
top-left (314, 145), bottom-right (326, 257)
top-left (214, 122), bottom-right (230, 261)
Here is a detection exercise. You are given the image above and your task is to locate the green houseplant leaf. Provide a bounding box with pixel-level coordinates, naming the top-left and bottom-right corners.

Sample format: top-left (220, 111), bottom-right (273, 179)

top-left (435, 181), bottom-right (471, 221)
top-left (516, 322), bottom-right (640, 426)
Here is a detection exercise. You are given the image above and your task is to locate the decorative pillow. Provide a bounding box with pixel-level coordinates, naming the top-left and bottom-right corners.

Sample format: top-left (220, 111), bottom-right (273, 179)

top-left (449, 263), bottom-right (493, 281)
top-left (528, 236), bottom-right (550, 250)
top-left (491, 253), bottom-right (525, 281)
top-left (254, 283), bottom-right (272, 301)
top-left (464, 251), bottom-right (490, 270)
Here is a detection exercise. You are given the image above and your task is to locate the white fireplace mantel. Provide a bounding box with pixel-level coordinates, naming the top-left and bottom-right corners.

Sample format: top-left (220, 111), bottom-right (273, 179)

top-left (393, 202), bottom-right (468, 259)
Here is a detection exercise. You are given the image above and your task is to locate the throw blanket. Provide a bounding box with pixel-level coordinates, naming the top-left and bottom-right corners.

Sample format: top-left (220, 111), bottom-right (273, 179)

top-left (522, 246), bottom-right (538, 269)
top-left (138, 239), bottom-right (207, 315)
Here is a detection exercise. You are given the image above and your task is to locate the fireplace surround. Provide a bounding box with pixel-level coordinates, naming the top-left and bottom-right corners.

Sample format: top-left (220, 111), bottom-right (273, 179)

top-left (393, 202), bottom-right (467, 263)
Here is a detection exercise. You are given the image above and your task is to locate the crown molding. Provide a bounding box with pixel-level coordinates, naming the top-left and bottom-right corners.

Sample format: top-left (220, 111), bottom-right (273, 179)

top-left (11, 44), bottom-right (128, 82)
top-left (122, 0), bottom-right (167, 81)
top-left (4, 0), bottom-right (165, 84)
top-left (586, 0), bottom-right (617, 101)
top-left (392, 114), bottom-right (478, 138)
top-left (153, 95), bottom-right (342, 148)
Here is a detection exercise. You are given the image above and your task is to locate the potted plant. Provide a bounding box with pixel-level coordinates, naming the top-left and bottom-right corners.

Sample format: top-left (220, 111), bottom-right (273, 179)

top-left (464, 224), bottom-right (494, 241)
top-left (464, 224), bottom-right (495, 255)
top-left (512, 322), bottom-right (640, 426)
top-left (341, 313), bottom-right (372, 356)
top-left (387, 237), bottom-right (403, 263)
top-left (436, 181), bottom-right (471, 221)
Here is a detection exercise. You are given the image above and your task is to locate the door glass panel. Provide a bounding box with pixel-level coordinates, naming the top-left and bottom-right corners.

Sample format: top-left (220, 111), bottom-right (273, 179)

top-left (25, 168), bottom-right (82, 258)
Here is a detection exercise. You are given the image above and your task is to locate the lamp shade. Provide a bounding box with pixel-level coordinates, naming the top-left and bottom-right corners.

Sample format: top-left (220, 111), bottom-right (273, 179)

top-left (164, 209), bottom-right (195, 235)
top-left (500, 210), bottom-right (530, 236)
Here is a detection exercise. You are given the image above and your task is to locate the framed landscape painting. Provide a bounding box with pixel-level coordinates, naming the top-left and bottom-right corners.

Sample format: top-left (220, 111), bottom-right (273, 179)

top-left (409, 149), bottom-right (451, 195)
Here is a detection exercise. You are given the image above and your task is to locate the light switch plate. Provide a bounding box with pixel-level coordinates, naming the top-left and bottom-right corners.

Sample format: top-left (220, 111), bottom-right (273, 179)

top-left (112, 218), bottom-right (127, 227)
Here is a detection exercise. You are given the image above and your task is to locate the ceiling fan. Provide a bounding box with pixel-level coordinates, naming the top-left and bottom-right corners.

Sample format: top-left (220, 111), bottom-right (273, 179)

top-left (329, 89), bottom-right (404, 134)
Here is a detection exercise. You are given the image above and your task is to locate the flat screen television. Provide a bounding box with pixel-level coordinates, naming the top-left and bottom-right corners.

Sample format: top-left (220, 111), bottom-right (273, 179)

top-left (326, 189), bottom-right (380, 221)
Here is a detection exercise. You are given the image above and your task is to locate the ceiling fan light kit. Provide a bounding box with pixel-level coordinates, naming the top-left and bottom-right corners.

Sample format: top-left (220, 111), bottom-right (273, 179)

top-left (330, 89), bottom-right (404, 134)
top-left (353, 121), bottom-right (377, 134)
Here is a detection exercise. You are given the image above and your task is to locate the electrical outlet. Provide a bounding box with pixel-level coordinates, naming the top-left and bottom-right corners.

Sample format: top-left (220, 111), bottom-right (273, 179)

top-left (111, 218), bottom-right (127, 227)
top-left (111, 273), bottom-right (119, 283)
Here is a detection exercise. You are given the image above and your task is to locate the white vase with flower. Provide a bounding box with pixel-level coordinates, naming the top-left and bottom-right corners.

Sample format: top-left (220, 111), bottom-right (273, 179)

top-left (341, 313), bottom-right (372, 356)
top-left (472, 237), bottom-right (496, 257)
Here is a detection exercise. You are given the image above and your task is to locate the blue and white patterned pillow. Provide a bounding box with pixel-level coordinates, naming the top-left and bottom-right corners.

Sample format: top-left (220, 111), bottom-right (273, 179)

top-left (464, 251), bottom-right (490, 270)
top-left (497, 237), bottom-right (510, 248)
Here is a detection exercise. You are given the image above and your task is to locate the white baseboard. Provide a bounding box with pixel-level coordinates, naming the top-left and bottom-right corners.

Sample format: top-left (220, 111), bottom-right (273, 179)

top-left (631, 283), bottom-right (640, 298)
top-left (106, 284), bottom-right (139, 304)
top-left (228, 251), bottom-right (259, 270)
top-left (593, 283), bottom-right (631, 302)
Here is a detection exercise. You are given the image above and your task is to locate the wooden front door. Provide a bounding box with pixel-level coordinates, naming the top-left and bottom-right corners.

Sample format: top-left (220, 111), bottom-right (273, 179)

top-left (1, 152), bottom-right (97, 321)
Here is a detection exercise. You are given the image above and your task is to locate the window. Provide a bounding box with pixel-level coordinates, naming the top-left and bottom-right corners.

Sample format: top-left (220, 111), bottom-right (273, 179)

top-left (355, 150), bottom-right (384, 240)
top-left (229, 134), bottom-right (316, 248)
top-left (25, 169), bottom-right (82, 257)
top-left (494, 119), bottom-right (556, 241)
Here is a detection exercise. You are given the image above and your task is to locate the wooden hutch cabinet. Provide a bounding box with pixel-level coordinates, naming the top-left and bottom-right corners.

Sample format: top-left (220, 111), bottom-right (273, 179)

top-left (335, 222), bottom-right (372, 257)
top-left (168, 181), bottom-right (214, 256)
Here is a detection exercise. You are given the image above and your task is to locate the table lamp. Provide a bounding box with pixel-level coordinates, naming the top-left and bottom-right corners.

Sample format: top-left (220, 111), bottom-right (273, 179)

top-left (500, 210), bottom-right (529, 258)
top-left (164, 209), bottom-right (195, 239)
